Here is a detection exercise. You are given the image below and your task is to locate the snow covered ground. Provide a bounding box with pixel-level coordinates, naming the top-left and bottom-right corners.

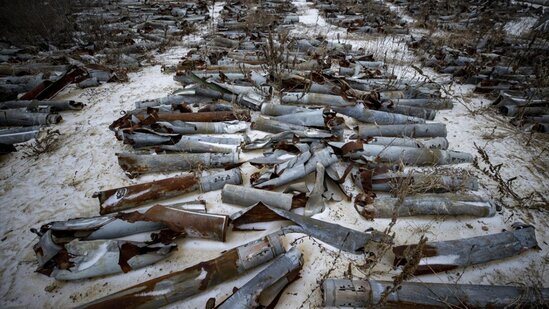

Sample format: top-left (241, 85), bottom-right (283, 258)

top-left (0, 1), bottom-right (547, 308)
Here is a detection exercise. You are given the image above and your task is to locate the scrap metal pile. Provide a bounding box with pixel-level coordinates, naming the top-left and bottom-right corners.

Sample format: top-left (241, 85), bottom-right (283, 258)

top-left (314, 0), bottom-right (408, 34)
top-left (396, 0), bottom-right (549, 133)
top-left (27, 0), bottom-right (548, 308)
top-left (0, 0), bottom-right (211, 154)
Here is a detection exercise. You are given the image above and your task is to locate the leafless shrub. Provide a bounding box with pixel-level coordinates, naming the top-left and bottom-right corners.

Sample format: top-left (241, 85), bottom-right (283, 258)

top-left (21, 129), bottom-right (61, 157)
top-left (473, 142), bottom-right (548, 210)
top-left (378, 235), bottom-right (427, 306)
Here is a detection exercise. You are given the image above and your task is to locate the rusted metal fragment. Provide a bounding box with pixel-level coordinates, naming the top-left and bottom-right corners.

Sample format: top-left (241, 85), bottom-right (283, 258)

top-left (0, 100), bottom-right (85, 111)
top-left (216, 247), bottom-right (303, 309)
top-left (122, 131), bottom-right (243, 148)
top-left (141, 110), bottom-right (251, 123)
top-left (253, 147), bottom-right (338, 189)
top-left (20, 66), bottom-right (87, 100)
top-left (363, 193), bottom-right (496, 218)
top-left (0, 110), bottom-right (62, 126)
top-left (34, 202), bottom-right (207, 243)
top-left (358, 123), bottom-right (447, 138)
top-left (77, 234), bottom-right (285, 309)
top-left (119, 205), bottom-right (228, 241)
top-left (323, 279), bottom-right (549, 307)
top-left (95, 168), bottom-right (241, 214)
top-left (304, 163), bottom-right (326, 216)
top-left (393, 223), bottom-right (538, 275)
top-left (230, 203), bottom-right (389, 253)
top-left (110, 110), bottom-right (250, 131)
top-left (344, 144), bottom-right (472, 166)
top-left (116, 152), bottom-right (240, 177)
top-left (35, 234), bottom-right (176, 280)
top-left (221, 184), bottom-right (297, 210)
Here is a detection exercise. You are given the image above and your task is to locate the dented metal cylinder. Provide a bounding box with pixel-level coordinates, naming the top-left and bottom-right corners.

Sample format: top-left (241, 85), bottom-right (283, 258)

top-left (393, 224), bottom-right (538, 275)
top-left (391, 98), bottom-right (453, 110)
top-left (274, 110), bottom-right (326, 127)
top-left (367, 136), bottom-right (449, 149)
top-left (359, 123), bottom-right (447, 138)
top-left (347, 144), bottom-right (472, 165)
top-left (77, 234), bottom-right (285, 309)
top-left (152, 120), bottom-right (247, 134)
top-left (322, 279), bottom-right (549, 307)
top-left (0, 126), bottom-right (40, 144)
top-left (116, 152), bottom-right (240, 177)
top-left (333, 104), bottom-right (425, 125)
top-left (217, 247), bottom-right (303, 309)
top-left (370, 173), bottom-right (479, 192)
top-left (379, 104), bottom-right (437, 120)
top-left (0, 100), bottom-right (84, 111)
top-left (0, 109), bottom-right (62, 126)
top-left (222, 184), bottom-right (294, 210)
top-left (281, 92), bottom-right (349, 106)
top-left (158, 138), bottom-right (236, 153)
top-left (252, 116), bottom-right (315, 133)
top-left (95, 168), bottom-right (242, 214)
top-left (261, 103), bottom-right (309, 116)
top-left (366, 193), bottom-right (496, 218)
top-left (137, 110), bottom-right (250, 123)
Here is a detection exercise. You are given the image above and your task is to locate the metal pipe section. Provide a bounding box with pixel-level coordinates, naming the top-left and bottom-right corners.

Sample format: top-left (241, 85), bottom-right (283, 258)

top-left (77, 234), bottom-right (285, 309)
top-left (322, 279), bottom-right (549, 307)
top-left (359, 123), bottom-right (447, 138)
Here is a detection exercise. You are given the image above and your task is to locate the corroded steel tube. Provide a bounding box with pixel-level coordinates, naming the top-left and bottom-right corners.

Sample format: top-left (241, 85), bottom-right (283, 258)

top-left (77, 234), bottom-right (285, 309)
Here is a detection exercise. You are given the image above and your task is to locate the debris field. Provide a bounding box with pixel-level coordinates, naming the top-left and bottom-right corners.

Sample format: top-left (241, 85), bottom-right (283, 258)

top-left (0, 0), bottom-right (548, 308)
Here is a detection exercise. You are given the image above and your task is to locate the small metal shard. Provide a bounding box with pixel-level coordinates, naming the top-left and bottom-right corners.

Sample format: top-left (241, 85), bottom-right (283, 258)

top-left (304, 163), bottom-right (326, 216)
